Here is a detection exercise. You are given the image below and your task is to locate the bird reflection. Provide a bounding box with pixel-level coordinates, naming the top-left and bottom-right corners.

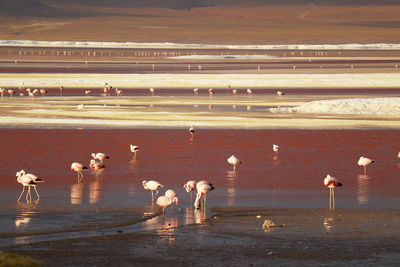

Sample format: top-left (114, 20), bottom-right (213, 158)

top-left (323, 217), bottom-right (335, 231)
top-left (15, 210), bottom-right (35, 228)
top-left (227, 170), bottom-right (238, 206)
top-left (89, 179), bottom-right (103, 204)
top-left (71, 182), bottom-right (83, 204)
top-left (357, 174), bottom-right (370, 204)
top-left (194, 209), bottom-right (207, 224)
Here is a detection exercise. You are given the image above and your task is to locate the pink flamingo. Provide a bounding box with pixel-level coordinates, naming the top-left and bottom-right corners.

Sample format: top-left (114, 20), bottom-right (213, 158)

top-left (40, 89), bottom-right (47, 96)
top-left (324, 174), bottom-right (342, 210)
top-left (227, 155), bottom-right (241, 171)
top-left (91, 152), bottom-right (110, 164)
top-left (189, 125), bottom-right (194, 136)
top-left (165, 189), bottom-right (177, 213)
top-left (277, 91), bottom-right (284, 96)
top-left (16, 170), bottom-right (40, 203)
top-left (85, 90), bottom-right (91, 96)
top-left (8, 89), bottom-right (15, 97)
top-left (90, 159), bottom-right (105, 171)
top-left (142, 180), bottom-right (163, 203)
top-left (130, 145), bottom-right (139, 159)
top-left (182, 180), bottom-right (196, 203)
top-left (358, 156), bottom-right (374, 174)
top-left (193, 88), bottom-right (199, 95)
top-left (247, 88), bottom-right (252, 95)
top-left (156, 195), bottom-right (179, 217)
top-left (194, 180), bottom-right (214, 210)
top-left (150, 88), bottom-right (155, 95)
top-left (115, 89), bottom-right (122, 96)
top-left (208, 88), bottom-right (214, 95)
top-left (71, 162), bottom-right (88, 181)
top-left (0, 88), bottom-right (5, 98)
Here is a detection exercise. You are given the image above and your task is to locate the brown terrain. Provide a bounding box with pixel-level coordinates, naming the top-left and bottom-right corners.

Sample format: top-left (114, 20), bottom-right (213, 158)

top-left (0, 0), bottom-right (399, 44)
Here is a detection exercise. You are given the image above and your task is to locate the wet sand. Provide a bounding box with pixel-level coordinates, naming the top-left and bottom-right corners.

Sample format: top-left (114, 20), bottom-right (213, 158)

top-left (5, 207), bottom-right (400, 266)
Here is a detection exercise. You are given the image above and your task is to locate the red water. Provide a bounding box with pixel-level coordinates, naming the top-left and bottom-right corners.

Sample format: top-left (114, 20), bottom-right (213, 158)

top-left (0, 129), bottom-right (399, 209)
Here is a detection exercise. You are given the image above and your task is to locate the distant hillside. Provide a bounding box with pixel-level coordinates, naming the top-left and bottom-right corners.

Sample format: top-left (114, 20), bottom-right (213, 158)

top-left (0, 0), bottom-right (61, 17)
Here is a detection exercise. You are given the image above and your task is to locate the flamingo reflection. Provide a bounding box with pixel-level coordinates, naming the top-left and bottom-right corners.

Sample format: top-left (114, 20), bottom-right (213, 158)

top-left (89, 179), bottom-right (103, 204)
top-left (227, 170), bottom-right (238, 206)
top-left (194, 208), bottom-right (207, 224)
top-left (71, 182), bottom-right (84, 204)
top-left (357, 174), bottom-right (370, 204)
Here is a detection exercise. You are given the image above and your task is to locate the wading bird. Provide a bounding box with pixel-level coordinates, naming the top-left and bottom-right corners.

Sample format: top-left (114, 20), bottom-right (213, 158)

top-left (227, 155), bottom-right (241, 171)
top-left (90, 159), bottom-right (105, 171)
top-left (182, 180), bottom-right (196, 203)
top-left (16, 170), bottom-right (41, 203)
top-left (165, 189), bottom-right (178, 213)
top-left (324, 174), bottom-right (342, 210)
top-left (273, 144), bottom-right (280, 153)
top-left (91, 153), bottom-right (110, 164)
top-left (156, 195), bottom-right (179, 217)
top-left (71, 162), bottom-right (88, 182)
top-left (358, 156), bottom-right (374, 174)
top-left (142, 180), bottom-right (163, 204)
top-left (130, 145), bottom-right (139, 159)
top-left (189, 125), bottom-right (194, 135)
top-left (194, 180), bottom-right (214, 210)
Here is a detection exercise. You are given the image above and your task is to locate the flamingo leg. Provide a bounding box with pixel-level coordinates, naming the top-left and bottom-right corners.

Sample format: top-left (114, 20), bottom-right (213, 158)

top-left (364, 166), bottom-right (367, 174)
top-left (33, 186), bottom-right (40, 201)
top-left (203, 194), bottom-right (207, 210)
top-left (27, 187), bottom-right (32, 203)
top-left (332, 189), bottom-right (335, 210)
top-left (329, 189), bottom-right (332, 210)
top-left (17, 186), bottom-right (25, 202)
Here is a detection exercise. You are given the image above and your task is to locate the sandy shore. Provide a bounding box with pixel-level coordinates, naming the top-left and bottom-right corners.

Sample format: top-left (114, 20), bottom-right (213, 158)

top-left (5, 207), bottom-right (400, 266)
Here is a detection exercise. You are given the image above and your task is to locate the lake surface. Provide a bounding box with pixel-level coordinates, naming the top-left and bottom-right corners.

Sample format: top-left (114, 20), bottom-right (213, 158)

top-left (0, 129), bottom-right (399, 246)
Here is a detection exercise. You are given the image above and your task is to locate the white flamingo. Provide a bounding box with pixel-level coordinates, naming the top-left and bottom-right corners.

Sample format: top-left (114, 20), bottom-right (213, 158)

top-left (156, 195), bottom-right (179, 217)
top-left (324, 174), bottom-right (342, 210)
top-left (130, 145), bottom-right (139, 159)
top-left (193, 88), bottom-right (199, 95)
top-left (273, 144), bottom-right (280, 153)
top-left (194, 180), bottom-right (214, 210)
top-left (71, 162), bottom-right (87, 182)
top-left (189, 125), bottom-right (194, 135)
top-left (227, 155), bottom-right (241, 171)
top-left (90, 159), bottom-right (105, 171)
top-left (277, 91), bottom-right (284, 96)
top-left (358, 156), bottom-right (374, 174)
top-left (16, 170), bottom-right (40, 203)
top-left (91, 152), bottom-right (110, 164)
top-left (182, 180), bottom-right (196, 203)
top-left (165, 189), bottom-right (178, 213)
top-left (142, 180), bottom-right (163, 203)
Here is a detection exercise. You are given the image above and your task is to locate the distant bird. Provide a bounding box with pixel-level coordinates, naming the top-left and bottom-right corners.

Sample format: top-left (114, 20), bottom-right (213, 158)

top-left (156, 195), bottom-right (179, 217)
top-left (189, 125), bottom-right (194, 135)
top-left (16, 170), bottom-right (40, 203)
top-left (115, 89), bottom-right (122, 96)
top-left (85, 90), bottom-right (91, 96)
top-left (232, 89), bottom-right (237, 94)
top-left (193, 88), bottom-right (199, 95)
top-left (194, 180), bottom-right (214, 210)
top-left (0, 88), bottom-right (5, 97)
top-left (39, 89), bottom-right (47, 96)
top-left (90, 159), bottom-right (105, 171)
top-left (130, 145), bottom-right (139, 159)
top-left (273, 144), bottom-right (280, 153)
top-left (358, 156), bottom-right (374, 174)
top-left (91, 152), bottom-right (110, 164)
top-left (71, 162), bottom-right (88, 182)
top-left (150, 88), bottom-right (155, 95)
top-left (277, 91), bottom-right (284, 96)
top-left (142, 180), bottom-right (163, 203)
top-left (227, 155), bottom-right (241, 171)
top-left (8, 89), bottom-right (15, 97)
top-left (247, 88), bottom-right (252, 94)
top-left (182, 180), bottom-right (196, 203)
top-left (208, 88), bottom-right (214, 95)
top-left (324, 174), bottom-right (342, 210)
top-left (77, 104), bottom-right (84, 110)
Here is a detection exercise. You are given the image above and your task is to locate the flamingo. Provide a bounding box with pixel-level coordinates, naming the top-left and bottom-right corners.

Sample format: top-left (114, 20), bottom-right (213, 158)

top-left (150, 88), bottom-right (155, 95)
top-left (39, 89), bottom-right (47, 96)
top-left (90, 159), bottom-right (105, 171)
top-left (277, 91), bottom-right (284, 96)
top-left (91, 152), bottom-right (110, 164)
top-left (77, 104), bottom-right (84, 110)
top-left (273, 144), bottom-right (280, 153)
top-left (324, 174), bottom-right (342, 210)
top-left (0, 88), bottom-right (5, 98)
top-left (189, 125), bottom-right (194, 135)
top-left (142, 180), bottom-right (163, 203)
top-left (193, 88), bottom-right (199, 95)
top-left (115, 89), bottom-right (122, 96)
top-left (71, 162), bottom-right (88, 182)
top-left (194, 180), bottom-right (214, 210)
top-left (16, 171), bottom-right (40, 203)
top-left (358, 156), bottom-right (374, 174)
top-left (247, 88), bottom-right (252, 94)
top-left (182, 180), bottom-right (196, 203)
top-left (232, 89), bottom-right (237, 94)
top-left (156, 195), bottom-right (179, 217)
top-left (85, 90), bottom-right (91, 96)
top-left (165, 189), bottom-right (178, 213)
top-left (227, 155), bottom-right (241, 171)
top-left (208, 88), bottom-right (214, 95)
top-left (8, 89), bottom-right (15, 97)
top-left (130, 145), bottom-right (139, 159)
